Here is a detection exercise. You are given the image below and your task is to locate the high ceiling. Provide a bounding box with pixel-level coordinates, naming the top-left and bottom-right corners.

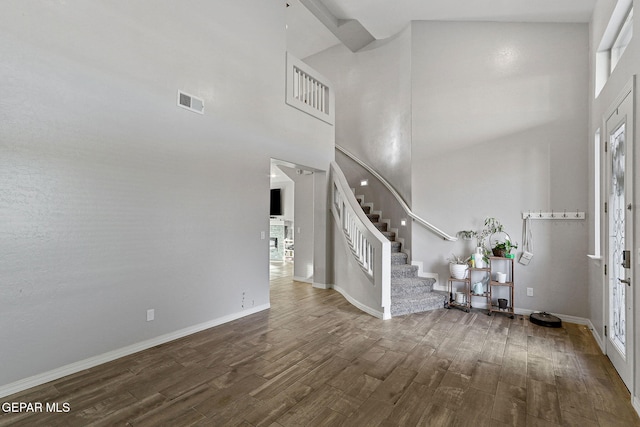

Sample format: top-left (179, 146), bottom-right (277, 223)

top-left (286, 0), bottom-right (596, 58)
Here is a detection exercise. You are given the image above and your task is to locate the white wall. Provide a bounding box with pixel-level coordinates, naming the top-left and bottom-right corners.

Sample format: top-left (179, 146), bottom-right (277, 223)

top-left (293, 174), bottom-right (315, 282)
top-left (305, 27), bottom-right (413, 203)
top-left (0, 0), bottom-right (334, 392)
top-left (589, 0), bottom-right (640, 407)
top-left (305, 27), bottom-right (414, 254)
top-left (410, 22), bottom-right (590, 317)
top-left (278, 166), bottom-right (315, 282)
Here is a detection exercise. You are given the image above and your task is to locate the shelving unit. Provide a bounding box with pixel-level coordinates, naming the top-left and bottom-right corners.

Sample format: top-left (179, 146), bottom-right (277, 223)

top-left (448, 256), bottom-right (516, 317)
top-left (447, 267), bottom-right (490, 313)
top-left (447, 276), bottom-right (470, 312)
top-left (488, 256), bottom-right (515, 318)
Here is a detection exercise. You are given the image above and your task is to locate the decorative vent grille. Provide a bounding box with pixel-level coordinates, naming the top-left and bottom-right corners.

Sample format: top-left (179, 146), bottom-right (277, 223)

top-left (286, 53), bottom-right (334, 125)
top-left (177, 91), bottom-right (204, 114)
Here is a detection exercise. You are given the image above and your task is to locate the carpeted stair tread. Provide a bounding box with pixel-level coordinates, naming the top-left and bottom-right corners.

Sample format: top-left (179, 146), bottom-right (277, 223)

top-left (367, 213), bottom-right (380, 222)
top-left (390, 241), bottom-right (402, 253)
top-left (391, 264), bottom-right (419, 278)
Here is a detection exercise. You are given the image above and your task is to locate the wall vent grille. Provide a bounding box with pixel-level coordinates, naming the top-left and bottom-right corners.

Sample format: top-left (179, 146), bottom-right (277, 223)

top-left (177, 91), bottom-right (204, 114)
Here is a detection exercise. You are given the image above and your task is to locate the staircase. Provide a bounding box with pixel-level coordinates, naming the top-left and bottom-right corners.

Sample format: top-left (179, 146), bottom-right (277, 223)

top-left (357, 198), bottom-right (449, 316)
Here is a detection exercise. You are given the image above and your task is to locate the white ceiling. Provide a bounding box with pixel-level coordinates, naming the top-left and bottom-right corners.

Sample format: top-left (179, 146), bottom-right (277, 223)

top-left (286, 0), bottom-right (596, 58)
top-left (286, 0), bottom-right (341, 59)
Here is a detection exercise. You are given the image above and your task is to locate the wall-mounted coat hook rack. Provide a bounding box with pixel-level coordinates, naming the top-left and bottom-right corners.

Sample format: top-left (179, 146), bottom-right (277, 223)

top-left (521, 210), bottom-right (585, 220)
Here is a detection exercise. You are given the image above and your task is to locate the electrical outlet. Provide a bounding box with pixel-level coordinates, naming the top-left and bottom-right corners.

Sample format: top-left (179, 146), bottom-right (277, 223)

top-left (147, 309), bottom-right (155, 321)
top-left (527, 288), bottom-right (533, 297)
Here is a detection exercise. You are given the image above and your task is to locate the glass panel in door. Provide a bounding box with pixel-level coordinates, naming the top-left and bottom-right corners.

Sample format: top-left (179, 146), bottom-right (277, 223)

top-left (609, 123), bottom-right (626, 356)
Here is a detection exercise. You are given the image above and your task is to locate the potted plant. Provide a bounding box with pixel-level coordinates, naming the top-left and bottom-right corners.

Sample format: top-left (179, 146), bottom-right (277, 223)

top-left (459, 217), bottom-right (502, 267)
top-left (448, 253), bottom-right (469, 279)
top-left (492, 240), bottom-right (518, 258)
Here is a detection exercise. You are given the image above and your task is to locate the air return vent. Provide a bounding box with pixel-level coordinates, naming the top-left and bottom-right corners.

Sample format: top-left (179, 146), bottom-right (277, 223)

top-left (177, 90), bottom-right (204, 114)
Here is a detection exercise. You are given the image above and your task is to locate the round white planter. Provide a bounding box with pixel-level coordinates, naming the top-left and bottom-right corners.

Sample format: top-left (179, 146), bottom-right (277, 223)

top-left (449, 263), bottom-right (468, 279)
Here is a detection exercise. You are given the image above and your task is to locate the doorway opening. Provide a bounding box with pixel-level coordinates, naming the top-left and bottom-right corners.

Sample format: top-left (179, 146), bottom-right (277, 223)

top-left (269, 159), bottom-right (316, 284)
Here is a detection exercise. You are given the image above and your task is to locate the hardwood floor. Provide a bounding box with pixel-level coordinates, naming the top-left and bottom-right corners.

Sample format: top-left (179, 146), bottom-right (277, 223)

top-left (1, 262), bottom-right (639, 426)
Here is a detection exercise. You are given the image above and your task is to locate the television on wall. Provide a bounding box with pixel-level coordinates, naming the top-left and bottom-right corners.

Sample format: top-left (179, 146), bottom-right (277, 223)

top-left (270, 189), bottom-right (282, 216)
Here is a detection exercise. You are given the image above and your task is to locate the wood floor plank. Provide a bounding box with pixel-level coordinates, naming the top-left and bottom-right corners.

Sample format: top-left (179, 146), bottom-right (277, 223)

top-left (526, 377), bottom-right (562, 424)
top-left (416, 403), bottom-right (457, 426)
top-left (527, 353), bottom-right (557, 385)
top-left (340, 395), bottom-right (394, 427)
top-left (368, 366), bottom-right (416, 404)
top-left (491, 395), bottom-right (527, 426)
top-left (383, 382), bottom-right (435, 426)
top-left (275, 384), bottom-right (343, 427)
top-left (2, 262), bottom-right (639, 427)
top-left (468, 360), bottom-right (501, 394)
top-left (363, 349), bottom-right (407, 381)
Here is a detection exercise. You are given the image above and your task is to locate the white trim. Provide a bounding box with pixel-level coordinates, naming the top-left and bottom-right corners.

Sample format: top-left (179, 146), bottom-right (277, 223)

top-left (312, 282), bottom-right (331, 290)
top-left (633, 396), bottom-right (640, 418)
top-left (515, 308), bottom-right (591, 327)
top-left (0, 304), bottom-right (270, 399)
top-left (412, 260), bottom-right (440, 289)
top-left (587, 319), bottom-right (607, 353)
top-left (587, 254), bottom-right (602, 261)
top-left (293, 276), bottom-right (313, 284)
top-left (332, 284), bottom-right (389, 320)
top-left (286, 53), bottom-right (334, 125)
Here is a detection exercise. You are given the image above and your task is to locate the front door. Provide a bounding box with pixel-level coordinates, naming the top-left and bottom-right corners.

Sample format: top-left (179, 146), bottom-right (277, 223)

top-left (604, 82), bottom-right (634, 392)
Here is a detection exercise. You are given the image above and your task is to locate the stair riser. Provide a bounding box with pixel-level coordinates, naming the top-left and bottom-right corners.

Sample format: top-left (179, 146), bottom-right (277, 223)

top-left (391, 300), bottom-right (446, 316)
top-left (374, 223), bottom-right (388, 232)
top-left (392, 285), bottom-right (434, 297)
top-left (391, 267), bottom-right (420, 278)
top-left (391, 254), bottom-right (408, 265)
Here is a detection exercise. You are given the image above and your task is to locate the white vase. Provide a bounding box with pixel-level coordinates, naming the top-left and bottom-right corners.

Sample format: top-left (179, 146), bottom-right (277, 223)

top-left (450, 263), bottom-right (468, 279)
top-left (473, 252), bottom-right (485, 269)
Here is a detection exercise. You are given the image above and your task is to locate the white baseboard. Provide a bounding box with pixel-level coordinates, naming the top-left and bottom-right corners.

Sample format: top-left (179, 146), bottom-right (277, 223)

top-left (0, 304), bottom-right (270, 399)
top-left (332, 284), bottom-right (388, 319)
top-left (585, 319), bottom-right (606, 353)
top-left (312, 282), bottom-right (331, 290)
top-left (633, 396), bottom-right (640, 419)
top-left (411, 261), bottom-right (439, 288)
top-left (512, 308), bottom-right (589, 325)
top-left (293, 276), bottom-right (313, 284)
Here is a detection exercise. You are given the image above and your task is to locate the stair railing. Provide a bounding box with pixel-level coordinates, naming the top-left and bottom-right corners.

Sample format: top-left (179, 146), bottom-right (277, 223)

top-left (335, 145), bottom-right (457, 241)
top-left (331, 162), bottom-right (391, 318)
